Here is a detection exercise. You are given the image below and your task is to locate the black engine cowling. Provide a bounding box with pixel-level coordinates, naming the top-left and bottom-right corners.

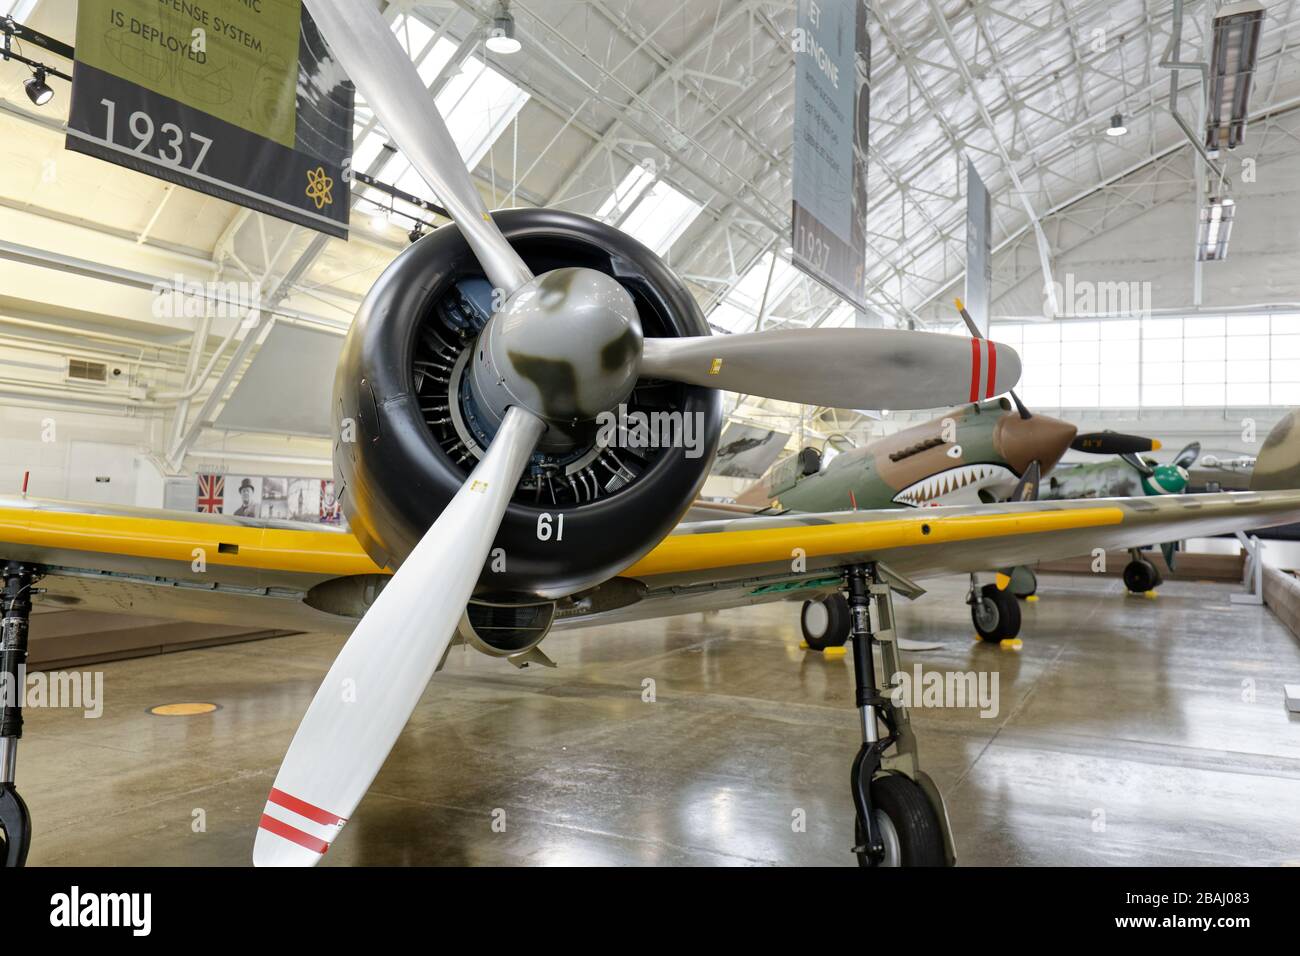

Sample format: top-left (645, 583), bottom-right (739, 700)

top-left (333, 208), bottom-right (722, 601)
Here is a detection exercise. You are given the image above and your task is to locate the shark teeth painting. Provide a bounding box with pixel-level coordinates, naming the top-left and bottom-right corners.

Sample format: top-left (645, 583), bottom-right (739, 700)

top-left (892, 463), bottom-right (1020, 507)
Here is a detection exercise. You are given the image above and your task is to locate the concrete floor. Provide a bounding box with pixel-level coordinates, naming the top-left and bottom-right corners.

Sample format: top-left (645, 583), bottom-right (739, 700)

top-left (16, 572), bottom-right (1300, 866)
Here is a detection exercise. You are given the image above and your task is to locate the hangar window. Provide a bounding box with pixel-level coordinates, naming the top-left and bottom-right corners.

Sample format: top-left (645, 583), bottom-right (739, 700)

top-left (990, 312), bottom-right (1300, 410)
top-left (390, 12), bottom-right (440, 79)
top-left (356, 15), bottom-right (531, 213)
top-left (823, 303), bottom-right (859, 327)
top-left (708, 252), bottom-right (803, 333)
top-left (597, 165), bottom-right (655, 222)
top-left (0, 1), bottom-right (38, 20)
top-left (432, 43), bottom-right (530, 169)
top-left (597, 165), bottom-right (701, 255)
top-left (617, 179), bottom-right (701, 255)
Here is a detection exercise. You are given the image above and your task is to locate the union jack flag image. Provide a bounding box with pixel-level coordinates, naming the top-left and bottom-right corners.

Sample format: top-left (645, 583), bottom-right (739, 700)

top-left (197, 474), bottom-right (225, 514)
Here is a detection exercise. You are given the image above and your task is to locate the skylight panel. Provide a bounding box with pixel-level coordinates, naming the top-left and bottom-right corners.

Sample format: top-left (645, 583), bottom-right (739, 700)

top-left (596, 165), bottom-right (654, 221)
top-left (824, 303), bottom-right (857, 327)
top-left (708, 252), bottom-right (803, 333)
top-left (350, 129), bottom-right (388, 177)
top-left (391, 13), bottom-right (437, 62)
top-left (351, 30), bottom-right (529, 206)
top-left (436, 46), bottom-right (529, 169)
top-left (617, 180), bottom-right (702, 254)
top-left (0, 1), bottom-right (38, 21)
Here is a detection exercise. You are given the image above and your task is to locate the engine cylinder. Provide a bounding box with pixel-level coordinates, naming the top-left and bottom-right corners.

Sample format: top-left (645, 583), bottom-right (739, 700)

top-left (333, 208), bottom-right (721, 601)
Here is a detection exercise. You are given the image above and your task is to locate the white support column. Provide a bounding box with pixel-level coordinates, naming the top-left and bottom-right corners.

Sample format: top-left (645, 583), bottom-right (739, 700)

top-left (1231, 531), bottom-right (1265, 605)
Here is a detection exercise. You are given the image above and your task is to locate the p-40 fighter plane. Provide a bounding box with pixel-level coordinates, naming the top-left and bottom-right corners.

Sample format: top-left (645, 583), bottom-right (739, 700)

top-left (736, 396), bottom-right (1169, 644)
top-left (739, 298), bottom-right (1205, 647)
top-left (4, 0), bottom-right (1300, 869)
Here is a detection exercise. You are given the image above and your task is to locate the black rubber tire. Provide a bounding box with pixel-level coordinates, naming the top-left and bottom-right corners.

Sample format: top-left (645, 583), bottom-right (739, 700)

top-left (1009, 566), bottom-right (1038, 598)
top-left (333, 207), bottom-right (721, 599)
top-left (1123, 558), bottom-right (1159, 593)
top-left (972, 583), bottom-right (1020, 642)
top-left (800, 593), bottom-right (850, 651)
top-left (1013, 576), bottom-right (1037, 599)
top-left (854, 774), bottom-right (947, 867)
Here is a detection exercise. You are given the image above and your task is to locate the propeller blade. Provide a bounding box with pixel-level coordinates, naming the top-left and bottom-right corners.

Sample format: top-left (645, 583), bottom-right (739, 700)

top-left (1120, 451), bottom-right (1155, 478)
top-left (1172, 441), bottom-right (1202, 470)
top-left (1007, 460), bottom-right (1041, 503)
top-left (253, 407), bottom-right (546, 866)
top-left (639, 328), bottom-right (1021, 411)
top-left (303, 0), bottom-right (533, 297)
top-left (953, 299), bottom-right (1030, 419)
top-left (1071, 431), bottom-right (1162, 456)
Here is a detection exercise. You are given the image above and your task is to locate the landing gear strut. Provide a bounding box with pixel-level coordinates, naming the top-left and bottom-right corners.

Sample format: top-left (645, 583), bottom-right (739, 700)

top-left (0, 562), bottom-right (38, 867)
top-left (843, 564), bottom-right (952, 866)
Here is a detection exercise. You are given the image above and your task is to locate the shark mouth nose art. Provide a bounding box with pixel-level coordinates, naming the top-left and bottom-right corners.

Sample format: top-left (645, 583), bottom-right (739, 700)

top-left (892, 463), bottom-right (1018, 507)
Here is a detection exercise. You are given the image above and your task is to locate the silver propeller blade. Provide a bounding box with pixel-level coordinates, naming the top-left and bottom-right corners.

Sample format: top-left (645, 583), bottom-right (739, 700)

top-left (639, 328), bottom-right (1021, 411)
top-left (253, 407), bottom-right (545, 866)
top-left (304, 0), bottom-right (533, 297)
top-left (954, 297), bottom-right (1031, 419)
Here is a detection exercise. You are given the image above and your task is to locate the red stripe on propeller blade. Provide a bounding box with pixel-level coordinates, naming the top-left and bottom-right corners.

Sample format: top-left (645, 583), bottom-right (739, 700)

top-left (268, 788), bottom-right (345, 827)
top-left (258, 814), bottom-right (329, 855)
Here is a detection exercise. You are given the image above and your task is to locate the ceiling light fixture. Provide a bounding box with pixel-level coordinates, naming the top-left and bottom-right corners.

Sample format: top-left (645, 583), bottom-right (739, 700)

top-left (1106, 112), bottom-right (1127, 137)
top-left (1197, 195), bottom-right (1236, 261)
top-left (485, 4), bottom-right (521, 55)
top-left (1206, 0), bottom-right (1265, 155)
top-left (24, 67), bottom-right (53, 106)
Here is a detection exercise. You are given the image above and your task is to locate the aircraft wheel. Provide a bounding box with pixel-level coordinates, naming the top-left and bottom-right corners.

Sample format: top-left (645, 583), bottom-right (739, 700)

top-left (972, 584), bottom-right (1020, 642)
top-left (1009, 566), bottom-right (1038, 598)
top-left (801, 593), bottom-right (850, 650)
top-left (854, 774), bottom-right (945, 867)
top-left (1123, 558), bottom-right (1159, 594)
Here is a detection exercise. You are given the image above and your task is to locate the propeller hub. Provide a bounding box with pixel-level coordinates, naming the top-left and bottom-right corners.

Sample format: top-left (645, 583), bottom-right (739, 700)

top-left (1146, 464), bottom-right (1189, 495)
top-left (469, 267), bottom-right (643, 453)
top-left (994, 412), bottom-right (1077, 476)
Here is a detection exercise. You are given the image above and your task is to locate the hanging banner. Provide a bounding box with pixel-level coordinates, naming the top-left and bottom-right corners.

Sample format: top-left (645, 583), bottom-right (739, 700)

top-left (66, 0), bottom-right (354, 238)
top-left (965, 159), bottom-right (993, 336)
top-left (791, 0), bottom-right (869, 309)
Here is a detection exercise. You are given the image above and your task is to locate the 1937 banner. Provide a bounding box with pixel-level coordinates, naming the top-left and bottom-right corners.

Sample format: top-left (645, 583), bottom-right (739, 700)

top-left (66, 0), bottom-right (354, 238)
top-left (791, 0), bottom-right (869, 310)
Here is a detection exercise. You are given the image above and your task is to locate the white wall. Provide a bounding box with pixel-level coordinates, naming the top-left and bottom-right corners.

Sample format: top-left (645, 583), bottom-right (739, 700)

top-left (0, 403), bottom-right (161, 501)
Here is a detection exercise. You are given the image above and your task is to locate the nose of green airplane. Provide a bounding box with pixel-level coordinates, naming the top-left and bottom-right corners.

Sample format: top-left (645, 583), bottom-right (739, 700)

top-left (1145, 464), bottom-right (1189, 495)
top-left (994, 412), bottom-right (1078, 476)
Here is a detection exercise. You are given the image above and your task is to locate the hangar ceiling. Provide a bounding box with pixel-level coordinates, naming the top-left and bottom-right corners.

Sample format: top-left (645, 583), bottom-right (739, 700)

top-left (1, 0), bottom-right (1299, 476)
